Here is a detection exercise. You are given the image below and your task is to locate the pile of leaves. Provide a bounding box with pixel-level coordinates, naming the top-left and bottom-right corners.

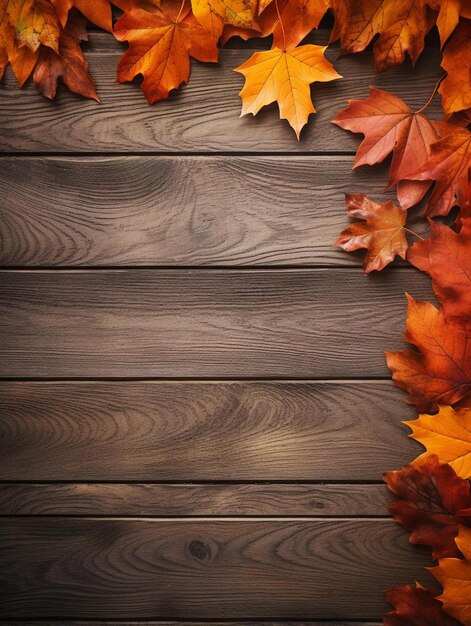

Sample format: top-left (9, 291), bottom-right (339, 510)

top-left (0, 0), bottom-right (470, 137)
top-left (1, 0), bottom-right (471, 623)
top-left (334, 86), bottom-right (471, 625)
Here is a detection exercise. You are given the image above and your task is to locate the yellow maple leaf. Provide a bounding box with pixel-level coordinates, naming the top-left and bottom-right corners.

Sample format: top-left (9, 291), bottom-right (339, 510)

top-left (405, 406), bottom-right (471, 479)
top-left (431, 525), bottom-right (471, 625)
top-left (236, 45), bottom-right (341, 138)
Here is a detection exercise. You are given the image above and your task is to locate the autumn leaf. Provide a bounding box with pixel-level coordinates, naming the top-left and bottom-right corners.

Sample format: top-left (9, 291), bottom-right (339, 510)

top-left (386, 295), bottom-right (471, 412)
top-left (335, 193), bottom-right (408, 272)
top-left (384, 583), bottom-right (462, 626)
top-left (6, 0), bottom-right (60, 53)
top-left (236, 44), bottom-right (341, 138)
top-left (439, 18), bottom-right (471, 116)
top-left (408, 217), bottom-right (471, 322)
top-left (330, 0), bottom-right (433, 74)
top-left (332, 88), bottom-right (443, 209)
top-left (407, 124), bottom-right (471, 216)
top-left (384, 455), bottom-right (471, 558)
top-left (431, 525), bottom-right (471, 625)
top-left (191, 0), bottom-right (259, 39)
top-left (405, 406), bottom-right (471, 479)
top-left (33, 12), bottom-right (98, 100)
top-left (427, 0), bottom-right (471, 47)
top-left (115, 0), bottom-right (218, 104)
top-left (50, 0), bottom-right (113, 32)
top-left (257, 0), bottom-right (330, 50)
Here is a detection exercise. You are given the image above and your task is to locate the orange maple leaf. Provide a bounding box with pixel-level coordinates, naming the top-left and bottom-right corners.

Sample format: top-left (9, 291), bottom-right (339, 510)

top-left (191, 0), bottom-right (259, 39)
top-left (386, 295), bottom-right (471, 412)
top-left (406, 406), bottom-right (471, 479)
top-left (257, 0), bottom-right (330, 49)
top-left (335, 193), bottom-right (408, 272)
top-left (431, 525), bottom-right (471, 625)
top-left (6, 0), bottom-right (60, 53)
top-left (407, 124), bottom-right (471, 215)
top-left (50, 0), bottom-right (113, 31)
top-left (408, 216), bottom-right (471, 322)
top-left (428, 0), bottom-right (471, 47)
top-left (439, 18), bottom-right (471, 116)
top-left (236, 44), bottom-right (341, 138)
top-left (384, 455), bottom-right (471, 558)
top-left (33, 11), bottom-right (98, 100)
top-left (330, 0), bottom-right (434, 73)
top-left (333, 88), bottom-right (443, 209)
top-left (115, 0), bottom-right (218, 104)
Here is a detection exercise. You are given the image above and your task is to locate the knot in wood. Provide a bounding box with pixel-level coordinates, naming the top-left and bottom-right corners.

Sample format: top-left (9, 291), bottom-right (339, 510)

top-left (189, 539), bottom-right (209, 560)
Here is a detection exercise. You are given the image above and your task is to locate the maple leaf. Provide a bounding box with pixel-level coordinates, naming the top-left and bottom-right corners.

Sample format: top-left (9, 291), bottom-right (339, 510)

top-left (114, 0), bottom-right (218, 104)
top-left (384, 455), bottom-right (471, 558)
top-left (407, 124), bottom-right (471, 216)
top-left (427, 0), bottom-right (471, 47)
top-left (384, 583), bottom-right (462, 626)
top-left (236, 44), bottom-right (341, 138)
top-left (386, 295), bottom-right (471, 412)
top-left (191, 0), bottom-right (259, 39)
top-left (6, 0), bottom-right (60, 53)
top-left (332, 88), bottom-right (443, 209)
top-left (50, 0), bottom-right (113, 32)
top-left (408, 217), bottom-right (471, 323)
top-left (431, 526), bottom-right (471, 625)
top-left (330, 0), bottom-right (433, 74)
top-left (405, 406), bottom-right (471, 479)
top-left (439, 18), bottom-right (471, 116)
top-left (257, 0), bottom-right (330, 49)
top-left (33, 12), bottom-right (98, 100)
top-left (335, 193), bottom-right (408, 272)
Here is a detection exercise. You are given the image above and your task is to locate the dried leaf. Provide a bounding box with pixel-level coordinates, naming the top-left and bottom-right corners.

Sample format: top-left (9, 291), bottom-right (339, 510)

top-left (115, 0), bottom-right (218, 104)
top-left (33, 12), bottom-right (98, 100)
top-left (236, 44), bottom-right (341, 138)
top-left (384, 583), bottom-right (462, 626)
top-left (257, 0), bottom-right (330, 49)
top-left (406, 406), bottom-right (471, 479)
top-left (384, 455), bottom-right (471, 558)
top-left (191, 0), bottom-right (259, 39)
top-left (439, 18), bottom-right (471, 116)
top-left (332, 88), bottom-right (442, 209)
top-left (386, 295), bottom-right (471, 412)
top-left (50, 0), bottom-right (113, 31)
top-left (431, 526), bottom-right (471, 625)
top-left (335, 193), bottom-right (408, 272)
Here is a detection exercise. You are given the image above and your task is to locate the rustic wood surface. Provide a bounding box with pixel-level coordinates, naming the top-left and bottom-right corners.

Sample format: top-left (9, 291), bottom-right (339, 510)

top-left (0, 518), bottom-right (433, 619)
top-left (0, 381), bottom-right (418, 480)
top-left (0, 24), bottom-right (439, 623)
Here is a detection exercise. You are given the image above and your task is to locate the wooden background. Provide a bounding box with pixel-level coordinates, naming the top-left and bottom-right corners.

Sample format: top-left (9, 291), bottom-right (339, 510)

top-left (0, 24), bottom-right (441, 624)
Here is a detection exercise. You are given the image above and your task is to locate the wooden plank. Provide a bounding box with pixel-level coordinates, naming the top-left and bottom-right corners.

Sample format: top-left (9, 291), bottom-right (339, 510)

top-left (0, 269), bottom-right (433, 378)
top-left (0, 36), bottom-right (442, 153)
top-left (0, 483), bottom-right (392, 516)
top-left (0, 156), bottom-right (406, 267)
top-left (0, 623), bottom-right (382, 626)
top-left (0, 518), bottom-right (433, 619)
top-left (0, 381), bottom-right (419, 480)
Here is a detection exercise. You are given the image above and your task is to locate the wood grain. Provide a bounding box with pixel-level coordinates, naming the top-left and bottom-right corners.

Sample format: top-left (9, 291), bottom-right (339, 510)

top-left (0, 35), bottom-right (442, 153)
top-left (0, 483), bottom-right (392, 516)
top-left (0, 381), bottom-right (419, 480)
top-left (0, 269), bottom-right (433, 378)
top-left (0, 623), bottom-right (381, 626)
top-left (0, 518), bottom-right (433, 619)
top-left (0, 156), bottom-right (400, 267)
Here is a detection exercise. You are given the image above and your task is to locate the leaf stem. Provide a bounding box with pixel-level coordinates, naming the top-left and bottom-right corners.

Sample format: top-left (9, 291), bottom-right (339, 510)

top-left (403, 226), bottom-right (425, 241)
top-left (415, 74), bottom-right (446, 114)
top-left (274, 0), bottom-right (286, 51)
top-left (175, 0), bottom-right (187, 23)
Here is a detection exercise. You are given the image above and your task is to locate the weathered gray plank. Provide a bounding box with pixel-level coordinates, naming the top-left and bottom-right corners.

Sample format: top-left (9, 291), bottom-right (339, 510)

top-left (0, 483), bottom-right (392, 515)
top-left (0, 518), bottom-right (433, 619)
top-left (0, 156), bottom-right (407, 267)
top-left (0, 381), bottom-right (419, 480)
top-left (0, 269), bottom-right (433, 378)
top-left (0, 35), bottom-right (442, 153)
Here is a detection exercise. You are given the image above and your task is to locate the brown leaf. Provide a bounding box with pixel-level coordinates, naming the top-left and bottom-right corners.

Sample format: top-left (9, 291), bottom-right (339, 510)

top-left (335, 193), bottom-right (408, 272)
top-left (439, 18), bottom-right (471, 116)
top-left (50, 0), bottom-right (113, 32)
top-left (384, 583), bottom-right (462, 626)
top-left (386, 295), bottom-right (471, 412)
top-left (33, 12), bottom-right (98, 100)
top-left (384, 455), bottom-right (471, 558)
